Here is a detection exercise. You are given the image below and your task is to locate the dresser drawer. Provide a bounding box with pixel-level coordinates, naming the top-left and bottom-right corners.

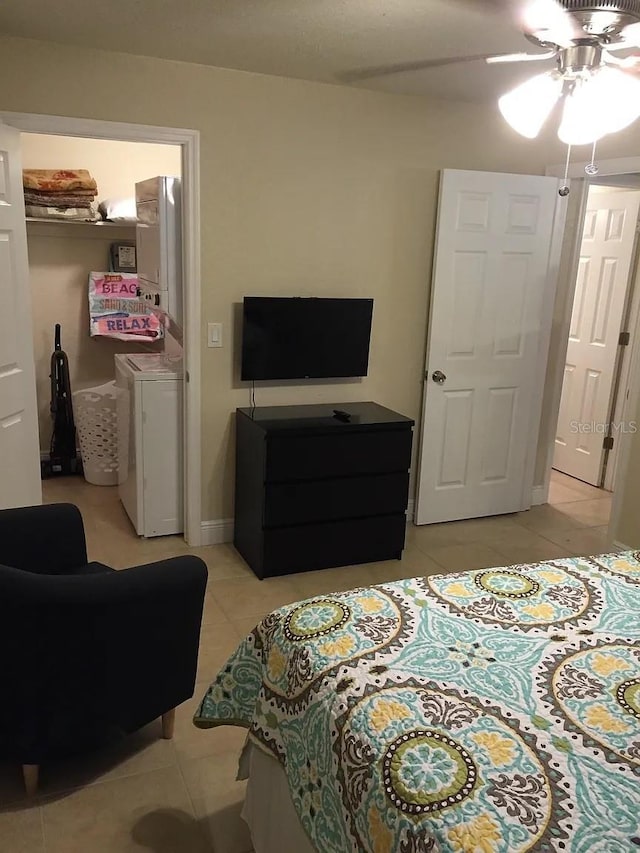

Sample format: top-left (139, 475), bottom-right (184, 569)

top-left (265, 428), bottom-right (412, 482)
top-left (264, 472), bottom-right (409, 527)
top-left (262, 514), bottom-right (407, 577)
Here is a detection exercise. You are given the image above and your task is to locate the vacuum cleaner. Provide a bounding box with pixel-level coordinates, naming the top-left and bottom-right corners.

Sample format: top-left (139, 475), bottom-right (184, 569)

top-left (41, 324), bottom-right (83, 478)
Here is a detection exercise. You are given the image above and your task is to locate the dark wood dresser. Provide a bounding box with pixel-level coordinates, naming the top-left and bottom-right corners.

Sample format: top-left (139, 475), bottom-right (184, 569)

top-left (234, 402), bottom-right (414, 579)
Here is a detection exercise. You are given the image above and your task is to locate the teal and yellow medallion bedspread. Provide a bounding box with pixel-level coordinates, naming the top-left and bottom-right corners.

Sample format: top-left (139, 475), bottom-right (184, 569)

top-left (194, 552), bottom-right (640, 852)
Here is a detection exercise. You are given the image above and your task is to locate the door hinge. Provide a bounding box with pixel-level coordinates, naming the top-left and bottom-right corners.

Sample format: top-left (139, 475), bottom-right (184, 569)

top-left (185, 370), bottom-right (190, 383)
top-left (619, 331), bottom-right (630, 346)
top-left (603, 435), bottom-right (614, 450)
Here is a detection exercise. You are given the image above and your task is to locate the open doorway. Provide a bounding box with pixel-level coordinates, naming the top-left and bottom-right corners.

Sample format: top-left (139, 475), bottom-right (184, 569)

top-left (0, 110), bottom-right (202, 552)
top-left (552, 179), bottom-right (640, 530)
top-left (534, 157), bottom-right (640, 549)
top-left (23, 133), bottom-right (184, 561)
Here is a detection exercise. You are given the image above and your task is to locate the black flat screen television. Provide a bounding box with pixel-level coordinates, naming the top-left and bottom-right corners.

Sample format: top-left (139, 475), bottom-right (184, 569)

top-left (241, 297), bottom-right (374, 381)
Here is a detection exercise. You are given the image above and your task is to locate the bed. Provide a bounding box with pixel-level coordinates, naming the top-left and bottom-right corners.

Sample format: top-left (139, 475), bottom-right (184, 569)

top-left (194, 551), bottom-right (640, 852)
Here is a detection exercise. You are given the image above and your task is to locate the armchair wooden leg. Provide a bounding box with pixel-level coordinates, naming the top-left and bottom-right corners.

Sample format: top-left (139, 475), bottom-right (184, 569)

top-left (161, 708), bottom-right (176, 740)
top-left (22, 764), bottom-right (39, 797)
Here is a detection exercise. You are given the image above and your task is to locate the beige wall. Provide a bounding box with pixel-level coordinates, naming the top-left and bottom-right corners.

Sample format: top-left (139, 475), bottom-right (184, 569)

top-left (23, 134), bottom-right (181, 450)
top-left (3, 34), bottom-right (640, 526)
top-left (21, 133), bottom-right (181, 202)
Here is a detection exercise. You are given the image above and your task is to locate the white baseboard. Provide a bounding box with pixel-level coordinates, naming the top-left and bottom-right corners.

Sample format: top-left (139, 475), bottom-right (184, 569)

top-left (201, 518), bottom-right (234, 545)
top-left (612, 539), bottom-right (633, 552)
top-left (406, 498), bottom-right (415, 524)
top-left (202, 500), bottom-right (416, 546)
top-left (531, 485), bottom-right (548, 506)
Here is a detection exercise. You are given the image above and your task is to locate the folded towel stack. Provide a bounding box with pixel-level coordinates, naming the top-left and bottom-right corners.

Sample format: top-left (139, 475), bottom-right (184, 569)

top-left (23, 169), bottom-right (99, 221)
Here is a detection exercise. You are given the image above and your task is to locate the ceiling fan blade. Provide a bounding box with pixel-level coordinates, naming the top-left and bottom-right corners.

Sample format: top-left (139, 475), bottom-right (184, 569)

top-left (339, 53), bottom-right (529, 83)
top-left (603, 49), bottom-right (640, 68)
top-left (521, 0), bottom-right (582, 47)
top-left (486, 50), bottom-right (557, 64)
top-left (620, 21), bottom-right (640, 47)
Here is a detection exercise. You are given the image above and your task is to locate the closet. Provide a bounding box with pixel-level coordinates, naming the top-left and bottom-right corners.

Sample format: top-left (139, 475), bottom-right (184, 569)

top-left (22, 132), bottom-right (182, 537)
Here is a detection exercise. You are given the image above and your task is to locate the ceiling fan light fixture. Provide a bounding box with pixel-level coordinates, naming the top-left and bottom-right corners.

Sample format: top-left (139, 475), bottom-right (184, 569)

top-left (499, 72), bottom-right (563, 138)
top-left (558, 66), bottom-right (640, 144)
top-left (596, 67), bottom-right (640, 133)
top-left (620, 20), bottom-right (640, 46)
top-left (558, 86), bottom-right (607, 145)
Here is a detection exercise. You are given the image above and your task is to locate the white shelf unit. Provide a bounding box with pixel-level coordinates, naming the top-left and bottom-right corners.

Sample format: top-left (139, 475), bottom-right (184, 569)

top-left (26, 217), bottom-right (135, 227)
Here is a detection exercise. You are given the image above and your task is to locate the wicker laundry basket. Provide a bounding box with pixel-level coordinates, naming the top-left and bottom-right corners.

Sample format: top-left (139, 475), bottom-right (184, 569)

top-left (73, 381), bottom-right (118, 486)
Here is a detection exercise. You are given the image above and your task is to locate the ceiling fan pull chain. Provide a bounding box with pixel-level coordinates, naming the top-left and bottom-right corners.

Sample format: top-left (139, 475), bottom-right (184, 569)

top-left (559, 143), bottom-right (572, 197)
top-left (585, 140), bottom-right (600, 176)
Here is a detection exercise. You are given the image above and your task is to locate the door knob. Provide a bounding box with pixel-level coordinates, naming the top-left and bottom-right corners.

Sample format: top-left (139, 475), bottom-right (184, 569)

top-left (432, 370), bottom-right (447, 384)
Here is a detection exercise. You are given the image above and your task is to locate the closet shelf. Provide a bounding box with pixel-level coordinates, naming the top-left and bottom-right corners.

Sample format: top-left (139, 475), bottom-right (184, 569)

top-left (25, 217), bottom-right (135, 228)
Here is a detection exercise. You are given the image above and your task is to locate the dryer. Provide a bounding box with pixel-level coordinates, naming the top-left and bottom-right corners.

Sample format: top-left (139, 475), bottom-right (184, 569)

top-left (115, 353), bottom-right (183, 537)
top-left (135, 176), bottom-right (182, 327)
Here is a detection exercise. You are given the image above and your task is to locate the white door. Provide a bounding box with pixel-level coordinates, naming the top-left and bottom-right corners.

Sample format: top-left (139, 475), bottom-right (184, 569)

top-left (415, 169), bottom-right (560, 525)
top-left (0, 122), bottom-right (41, 509)
top-left (553, 189), bottom-right (640, 486)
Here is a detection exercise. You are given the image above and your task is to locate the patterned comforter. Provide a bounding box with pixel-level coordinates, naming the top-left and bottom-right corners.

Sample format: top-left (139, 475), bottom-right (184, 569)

top-left (194, 552), bottom-right (640, 852)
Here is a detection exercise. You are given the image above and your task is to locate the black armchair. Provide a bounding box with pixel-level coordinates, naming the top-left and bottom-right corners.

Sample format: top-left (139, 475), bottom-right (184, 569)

top-left (0, 503), bottom-right (207, 795)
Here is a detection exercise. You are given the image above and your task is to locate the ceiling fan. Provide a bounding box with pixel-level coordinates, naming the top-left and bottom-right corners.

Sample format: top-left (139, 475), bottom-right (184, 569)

top-left (346, 0), bottom-right (640, 146)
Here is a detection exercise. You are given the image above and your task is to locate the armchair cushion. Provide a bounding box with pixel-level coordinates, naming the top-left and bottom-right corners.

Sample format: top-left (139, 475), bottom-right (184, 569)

top-left (69, 562), bottom-right (115, 576)
top-left (0, 503), bottom-right (87, 574)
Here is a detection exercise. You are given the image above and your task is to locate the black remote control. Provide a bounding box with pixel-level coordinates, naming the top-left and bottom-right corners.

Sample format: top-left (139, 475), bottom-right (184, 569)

top-left (333, 409), bottom-right (351, 423)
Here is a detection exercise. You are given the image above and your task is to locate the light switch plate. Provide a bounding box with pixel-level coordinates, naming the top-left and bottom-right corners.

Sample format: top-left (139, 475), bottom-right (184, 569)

top-left (207, 322), bottom-right (223, 348)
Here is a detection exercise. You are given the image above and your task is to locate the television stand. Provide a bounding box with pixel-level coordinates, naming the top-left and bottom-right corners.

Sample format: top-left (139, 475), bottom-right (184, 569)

top-left (234, 402), bottom-right (414, 579)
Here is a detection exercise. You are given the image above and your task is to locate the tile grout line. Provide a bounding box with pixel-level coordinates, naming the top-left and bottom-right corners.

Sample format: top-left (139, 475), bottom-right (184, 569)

top-left (175, 755), bottom-right (200, 829)
top-left (548, 489), bottom-right (611, 504)
top-left (408, 512), bottom-right (612, 566)
top-left (39, 801), bottom-right (47, 853)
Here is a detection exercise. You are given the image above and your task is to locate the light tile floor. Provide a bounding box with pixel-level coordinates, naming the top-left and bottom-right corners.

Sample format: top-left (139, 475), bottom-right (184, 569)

top-left (1, 470), bottom-right (613, 852)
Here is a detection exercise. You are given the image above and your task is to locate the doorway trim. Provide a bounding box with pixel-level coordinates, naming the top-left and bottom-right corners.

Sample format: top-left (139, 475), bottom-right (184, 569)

top-left (603, 216), bottom-right (640, 492)
top-left (1, 111), bottom-right (202, 546)
top-left (543, 155), bottom-right (640, 547)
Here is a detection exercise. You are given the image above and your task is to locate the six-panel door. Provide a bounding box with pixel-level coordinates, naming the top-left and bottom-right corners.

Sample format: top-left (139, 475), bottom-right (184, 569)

top-left (416, 169), bottom-right (560, 525)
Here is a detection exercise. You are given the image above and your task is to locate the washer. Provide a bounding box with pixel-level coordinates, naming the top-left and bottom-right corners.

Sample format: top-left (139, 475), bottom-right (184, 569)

top-left (115, 353), bottom-right (183, 537)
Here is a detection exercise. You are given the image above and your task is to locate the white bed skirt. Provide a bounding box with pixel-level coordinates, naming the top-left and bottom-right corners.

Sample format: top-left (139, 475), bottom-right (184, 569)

top-left (239, 741), bottom-right (316, 853)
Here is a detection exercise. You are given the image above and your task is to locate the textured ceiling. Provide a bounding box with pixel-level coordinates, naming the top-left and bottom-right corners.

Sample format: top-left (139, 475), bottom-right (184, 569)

top-left (0, 0), bottom-right (555, 102)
